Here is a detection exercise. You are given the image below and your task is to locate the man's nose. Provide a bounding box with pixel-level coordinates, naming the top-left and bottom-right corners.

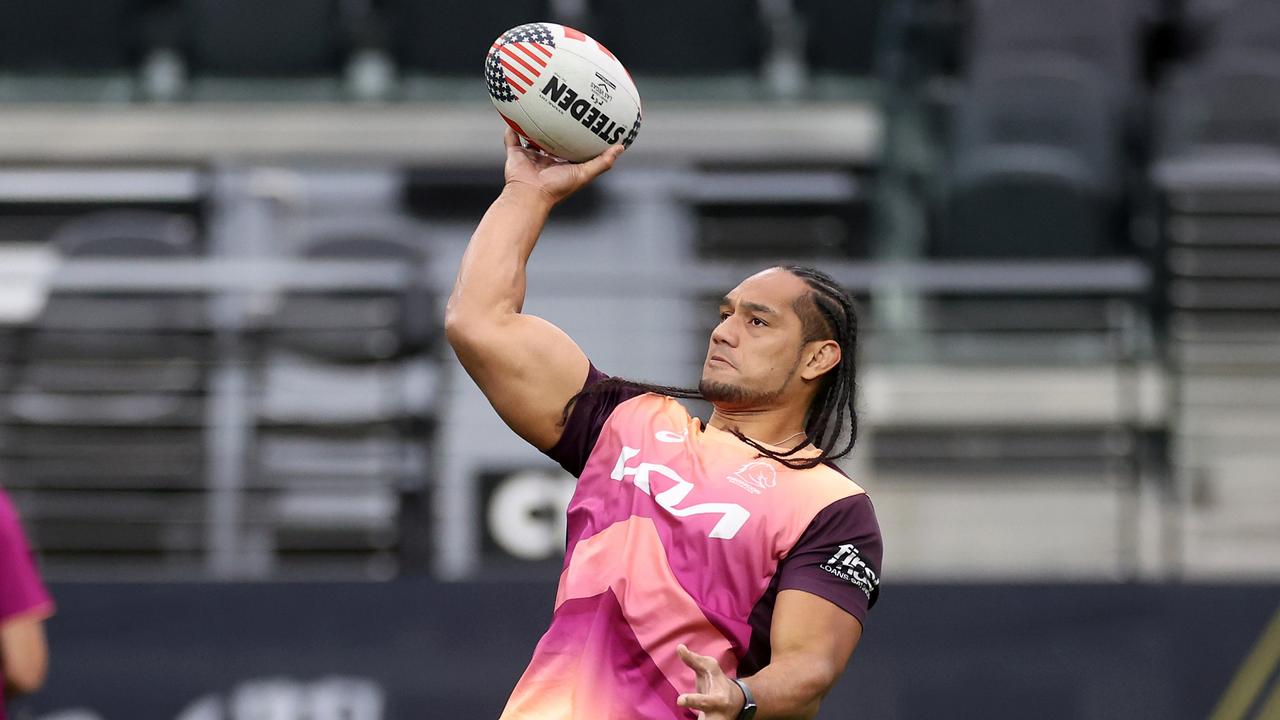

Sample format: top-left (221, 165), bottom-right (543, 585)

top-left (710, 318), bottom-right (738, 347)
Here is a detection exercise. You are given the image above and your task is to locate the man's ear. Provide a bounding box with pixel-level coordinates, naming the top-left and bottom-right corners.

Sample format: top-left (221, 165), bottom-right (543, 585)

top-left (800, 340), bottom-right (841, 381)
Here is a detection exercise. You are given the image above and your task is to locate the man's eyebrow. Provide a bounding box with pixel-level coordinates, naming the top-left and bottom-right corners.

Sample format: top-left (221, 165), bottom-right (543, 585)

top-left (721, 296), bottom-right (778, 316)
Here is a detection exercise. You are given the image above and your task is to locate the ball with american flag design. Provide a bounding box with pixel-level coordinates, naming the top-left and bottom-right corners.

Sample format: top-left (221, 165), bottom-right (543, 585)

top-left (486, 22), bottom-right (642, 163)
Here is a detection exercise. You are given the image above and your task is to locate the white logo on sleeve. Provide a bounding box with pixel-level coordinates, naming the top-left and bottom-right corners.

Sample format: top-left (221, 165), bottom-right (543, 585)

top-left (819, 543), bottom-right (879, 599)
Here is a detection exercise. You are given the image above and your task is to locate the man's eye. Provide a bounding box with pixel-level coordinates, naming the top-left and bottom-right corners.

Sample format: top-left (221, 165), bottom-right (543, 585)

top-left (750, 318), bottom-right (767, 327)
top-left (719, 312), bottom-right (731, 321)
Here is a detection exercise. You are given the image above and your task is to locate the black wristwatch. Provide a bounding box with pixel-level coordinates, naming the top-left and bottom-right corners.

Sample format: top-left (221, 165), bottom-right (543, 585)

top-left (732, 678), bottom-right (758, 720)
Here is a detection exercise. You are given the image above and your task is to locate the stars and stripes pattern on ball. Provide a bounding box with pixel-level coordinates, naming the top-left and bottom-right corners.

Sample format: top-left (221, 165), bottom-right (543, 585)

top-left (485, 23), bottom-right (556, 101)
top-left (623, 113), bottom-right (643, 148)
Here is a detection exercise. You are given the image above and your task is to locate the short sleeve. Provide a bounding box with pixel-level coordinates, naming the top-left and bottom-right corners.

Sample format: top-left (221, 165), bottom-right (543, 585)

top-left (544, 363), bottom-right (644, 477)
top-left (0, 491), bottom-right (54, 626)
top-left (775, 493), bottom-right (882, 627)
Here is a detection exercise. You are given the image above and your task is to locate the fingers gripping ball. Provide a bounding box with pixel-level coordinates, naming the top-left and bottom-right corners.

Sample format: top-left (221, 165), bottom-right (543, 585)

top-left (485, 22), bottom-right (642, 162)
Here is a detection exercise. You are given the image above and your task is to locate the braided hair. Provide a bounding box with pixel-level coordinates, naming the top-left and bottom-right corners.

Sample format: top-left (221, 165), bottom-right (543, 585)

top-left (562, 266), bottom-right (859, 471)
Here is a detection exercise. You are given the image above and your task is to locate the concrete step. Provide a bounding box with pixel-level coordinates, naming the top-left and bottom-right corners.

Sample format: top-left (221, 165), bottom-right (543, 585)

top-left (862, 365), bottom-right (1164, 426)
top-left (1175, 341), bottom-right (1280, 369)
top-left (869, 479), bottom-right (1126, 580)
top-left (1180, 375), bottom-right (1280, 407)
top-left (1181, 535), bottom-right (1280, 578)
top-left (1178, 410), bottom-right (1280, 440)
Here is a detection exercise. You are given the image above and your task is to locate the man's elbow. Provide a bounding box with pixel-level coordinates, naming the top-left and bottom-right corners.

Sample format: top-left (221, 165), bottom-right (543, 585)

top-left (445, 302), bottom-right (518, 354)
top-left (443, 306), bottom-right (469, 346)
top-left (444, 304), bottom-right (486, 351)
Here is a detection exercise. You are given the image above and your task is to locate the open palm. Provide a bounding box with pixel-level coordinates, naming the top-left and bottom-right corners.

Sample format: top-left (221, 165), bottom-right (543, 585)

top-left (676, 644), bottom-right (745, 719)
top-left (502, 128), bottom-right (623, 205)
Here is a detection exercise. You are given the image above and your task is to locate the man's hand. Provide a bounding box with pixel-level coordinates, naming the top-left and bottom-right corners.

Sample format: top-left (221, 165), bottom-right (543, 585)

top-left (675, 644), bottom-right (746, 719)
top-left (502, 128), bottom-right (623, 206)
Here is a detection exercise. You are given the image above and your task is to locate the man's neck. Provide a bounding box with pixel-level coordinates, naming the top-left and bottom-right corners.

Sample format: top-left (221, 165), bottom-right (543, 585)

top-left (707, 405), bottom-right (809, 449)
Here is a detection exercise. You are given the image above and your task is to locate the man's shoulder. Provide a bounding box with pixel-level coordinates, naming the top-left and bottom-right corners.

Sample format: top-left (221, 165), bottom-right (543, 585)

top-left (786, 460), bottom-right (868, 512)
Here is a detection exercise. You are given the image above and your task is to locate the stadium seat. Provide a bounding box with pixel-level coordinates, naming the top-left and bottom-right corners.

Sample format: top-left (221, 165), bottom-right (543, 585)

top-left (0, 211), bottom-right (210, 569)
top-left (402, 166), bottom-right (601, 220)
top-left (1211, 0), bottom-right (1280, 59)
top-left (1158, 53), bottom-right (1280, 155)
top-left (943, 153), bottom-right (1115, 258)
top-left (271, 235), bottom-right (435, 362)
top-left (956, 59), bottom-right (1118, 171)
top-left (939, 59), bottom-right (1121, 257)
top-left (586, 0), bottom-right (765, 77)
top-left (252, 232), bottom-right (438, 571)
top-left (969, 0), bottom-right (1142, 85)
top-left (794, 0), bottom-right (883, 77)
top-left (179, 0), bottom-right (345, 77)
top-left (0, 0), bottom-right (143, 72)
top-left (51, 209), bottom-right (201, 257)
top-left (8, 210), bottom-right (208, 427)
top-left (384, 0), bottom-right (551, 75)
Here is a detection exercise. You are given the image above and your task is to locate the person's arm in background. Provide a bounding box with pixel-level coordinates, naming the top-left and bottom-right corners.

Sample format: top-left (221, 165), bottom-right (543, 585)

top-left (0, 489), bottom-right (55, 697)
top-left (1, 614), bottom-right (48, 694)
top-left (445, 129), bottom-right (622, 450)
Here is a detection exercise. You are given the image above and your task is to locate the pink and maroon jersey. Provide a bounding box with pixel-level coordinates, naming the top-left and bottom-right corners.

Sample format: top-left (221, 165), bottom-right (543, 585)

top-left (0, 488), bottom-right (54, 720)
top-left (499, 366), bottom-right (882, 720)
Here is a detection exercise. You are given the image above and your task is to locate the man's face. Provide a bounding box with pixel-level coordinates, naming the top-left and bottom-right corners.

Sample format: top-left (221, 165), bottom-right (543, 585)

top-left (700, 269), bottom-right (813, 409)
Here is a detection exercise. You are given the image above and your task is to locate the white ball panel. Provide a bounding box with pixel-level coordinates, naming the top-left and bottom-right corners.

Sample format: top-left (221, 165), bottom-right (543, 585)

top-left (488, 23), bottom-right (642, 163)
top-left (497, 91), bottom-right (571, 159)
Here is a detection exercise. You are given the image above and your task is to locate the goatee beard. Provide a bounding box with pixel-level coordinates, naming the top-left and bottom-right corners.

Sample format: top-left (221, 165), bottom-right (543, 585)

top-left (699, 378), bottom-right (784, 407)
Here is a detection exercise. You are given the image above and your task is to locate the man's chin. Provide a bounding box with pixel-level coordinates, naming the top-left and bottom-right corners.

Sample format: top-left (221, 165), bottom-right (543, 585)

top-left (698, 378), bottom-right (749, 405)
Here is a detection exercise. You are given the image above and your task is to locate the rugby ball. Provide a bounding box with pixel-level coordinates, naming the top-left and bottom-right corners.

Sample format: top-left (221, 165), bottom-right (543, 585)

top-left (485, 23), bottom-right (642, 162)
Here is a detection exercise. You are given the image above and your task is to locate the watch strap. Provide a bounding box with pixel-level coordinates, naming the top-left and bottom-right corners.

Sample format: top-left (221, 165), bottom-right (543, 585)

top-left (732, 677), bottom-right (758, 720)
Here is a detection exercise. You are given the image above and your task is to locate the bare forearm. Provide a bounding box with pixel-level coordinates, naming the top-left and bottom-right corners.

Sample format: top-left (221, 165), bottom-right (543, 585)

top-left (742, 654), bottom-right (839, 720)
top-left (446, 183), bottom-right (555, 324)
top-left (1, 619), bottom-right (49, 694)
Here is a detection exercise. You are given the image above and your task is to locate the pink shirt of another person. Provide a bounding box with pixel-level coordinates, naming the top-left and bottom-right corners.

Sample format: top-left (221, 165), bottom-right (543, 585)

top-left (0, 488), bottom-right (54, 719)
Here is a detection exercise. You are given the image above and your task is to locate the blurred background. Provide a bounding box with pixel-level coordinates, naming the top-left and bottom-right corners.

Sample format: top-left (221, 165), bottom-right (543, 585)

top-left (0, 0), bottom-right (1278, 718)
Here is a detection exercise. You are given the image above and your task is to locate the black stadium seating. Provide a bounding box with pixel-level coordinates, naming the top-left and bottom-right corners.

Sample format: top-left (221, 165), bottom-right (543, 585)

top-left (1160, 53), bottom-right (1280, 153)
top-left (1212, 0), bottom-right (1280, 59)
top-left (271, 235), bottom-right (436, 361)
top-left (1, 211), bottom-right (210, 567)
top-left (970, 0), bottom-right (1142, 84)
top-left (794, 0), bottom-right (883, 76)
top-left (940, 58), bottom-right (1121, 258)
top-left (251, 231), bottom-right (439, 571)
top-left (178, 0), bottom-right (345, 76)
top-left (586, 0), bottom-right (765, 76)
top-left (0, 0), bottom-right (143, 72)
top-left (384, 0), bottom-right (551, 75)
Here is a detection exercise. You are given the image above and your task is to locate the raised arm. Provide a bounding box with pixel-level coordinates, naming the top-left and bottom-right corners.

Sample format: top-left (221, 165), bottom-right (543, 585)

top-left (445, 130), bottom-right (623, 450)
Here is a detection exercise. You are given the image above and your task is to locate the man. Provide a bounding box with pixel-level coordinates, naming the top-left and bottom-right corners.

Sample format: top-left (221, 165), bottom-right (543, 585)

top-left (0, 487), bottom-right (53, 719)
top-left (446, 130), bottom-right (882, 720)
